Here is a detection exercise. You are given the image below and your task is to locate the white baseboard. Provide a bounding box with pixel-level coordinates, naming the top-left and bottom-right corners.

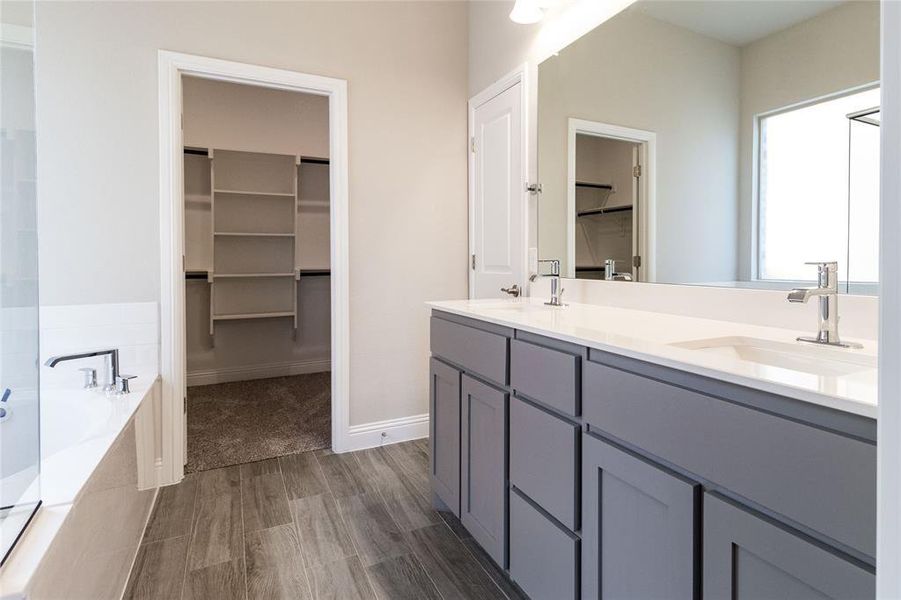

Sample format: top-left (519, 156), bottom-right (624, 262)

top-left (342, 413), bottom-right (429, 452)
top-left (186, 358), bottom-right (331, 387)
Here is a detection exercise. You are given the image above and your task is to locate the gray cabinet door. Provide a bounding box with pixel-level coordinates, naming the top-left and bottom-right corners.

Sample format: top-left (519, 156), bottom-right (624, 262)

top-left (461, 374), bottom-right (508, 567)
top-left (430, 357), bottom-right (461, 516)
top-left (704, 493), bottom-right (875, 600)
top-left (582, 433), bottom-right (699, 600)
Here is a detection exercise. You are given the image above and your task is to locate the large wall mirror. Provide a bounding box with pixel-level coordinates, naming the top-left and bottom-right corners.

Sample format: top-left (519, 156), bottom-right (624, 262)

top-left (537, 0), bottom-right (880, 294)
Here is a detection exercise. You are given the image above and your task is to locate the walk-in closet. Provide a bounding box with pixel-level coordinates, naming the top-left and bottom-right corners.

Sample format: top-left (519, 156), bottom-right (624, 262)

top-left (182, 76), bottom-right (331, 472)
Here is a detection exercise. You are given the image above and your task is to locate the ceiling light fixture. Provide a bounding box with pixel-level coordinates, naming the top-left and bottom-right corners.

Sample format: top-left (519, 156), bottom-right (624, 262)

top-left (510, 0), bottom-right (545, 25)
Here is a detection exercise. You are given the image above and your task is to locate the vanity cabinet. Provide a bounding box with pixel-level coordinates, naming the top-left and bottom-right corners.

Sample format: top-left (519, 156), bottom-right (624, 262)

top-left (581, 432), bottom-right (699, 600)
top-left (429, 313), bottom-right (512, 567)
top-left (428, 309), bottom-right (876, 600)
top-left (704, 493), bottom-right (875, 599)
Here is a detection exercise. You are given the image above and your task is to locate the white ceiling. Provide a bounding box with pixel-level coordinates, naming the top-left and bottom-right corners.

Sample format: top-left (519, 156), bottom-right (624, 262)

top-left (637, 0), bottom-right (846, 47)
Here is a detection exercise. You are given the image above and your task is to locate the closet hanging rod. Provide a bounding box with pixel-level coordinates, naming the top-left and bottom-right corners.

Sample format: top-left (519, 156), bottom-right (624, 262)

top-left (184, 147), bottom-right (209, 156)
top-left (300, 157), bottom-right (330, 165)
top-left (575, 181), bottom-right (614, 190)
top-left (577, 205), bottom-right (633, 217)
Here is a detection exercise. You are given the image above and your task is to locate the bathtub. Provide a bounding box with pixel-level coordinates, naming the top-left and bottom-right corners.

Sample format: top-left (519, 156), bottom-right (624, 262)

top-left (39, 381), bottom-right (152, 506)
top-left (0, 373), bottom-right (159, 600)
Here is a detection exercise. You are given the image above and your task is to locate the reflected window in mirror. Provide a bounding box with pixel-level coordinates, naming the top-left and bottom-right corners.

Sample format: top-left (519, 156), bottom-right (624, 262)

top-left (757, 87), bottom-right (880, 293)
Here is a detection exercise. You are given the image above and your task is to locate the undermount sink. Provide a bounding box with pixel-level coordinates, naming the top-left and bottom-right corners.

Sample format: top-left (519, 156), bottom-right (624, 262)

top-left (478, 301), bottom-right (561, 314)
top-left (671, 336), bottom-right (876, 377)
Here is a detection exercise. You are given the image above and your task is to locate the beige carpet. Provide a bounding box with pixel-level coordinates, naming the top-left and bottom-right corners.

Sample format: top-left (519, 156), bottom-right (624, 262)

top-left (186, 373), bottom-right (331, 473)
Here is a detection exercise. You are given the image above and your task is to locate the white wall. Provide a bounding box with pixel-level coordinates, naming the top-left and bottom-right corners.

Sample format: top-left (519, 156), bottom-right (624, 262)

top-left (737, 0), bottom-right (880, 279)
top-left (35, 1), bottom-right (469, 426)
top-left (183, 76), bottom-right (329, 159)
top-left (538, 7), bottom-right (741, 283)
top-left (468, 0), bottom-right (635, 97)
top-left (468, 0), bottom-right (540, 97)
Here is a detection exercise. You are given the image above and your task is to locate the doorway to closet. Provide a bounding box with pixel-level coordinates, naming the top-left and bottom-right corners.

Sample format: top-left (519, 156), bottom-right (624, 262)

top-left (181, 76), bottom-right (333, 473)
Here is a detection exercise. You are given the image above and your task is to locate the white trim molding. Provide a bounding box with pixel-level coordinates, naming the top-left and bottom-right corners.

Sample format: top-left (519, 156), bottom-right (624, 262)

top-left (344, 414), bottom-right (429, 452)
top-left (186, 359), bottom-right (330, 387)
top-left (878, 0), bottom-right (901, 596)
top-left (468, 63), bottom-right (531, 298)
top-left (566, 118), bottom-right (656, 281)
top-left (158, 51), bottom-right (350, 485)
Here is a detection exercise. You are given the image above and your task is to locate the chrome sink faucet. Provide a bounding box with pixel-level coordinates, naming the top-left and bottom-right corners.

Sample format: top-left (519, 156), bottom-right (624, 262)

top-left (604, 259), bottom-right (633, 282)
top-left (787, 261), bottom-right (861, 348)
top-left (45, 348), bottom-right (134, 393)
top-left (537, 259), bottom-right (565, 306)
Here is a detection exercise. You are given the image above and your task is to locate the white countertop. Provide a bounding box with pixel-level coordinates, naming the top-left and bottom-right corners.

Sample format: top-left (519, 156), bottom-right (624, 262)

top-left (428, 298), bottom-right (877, 419)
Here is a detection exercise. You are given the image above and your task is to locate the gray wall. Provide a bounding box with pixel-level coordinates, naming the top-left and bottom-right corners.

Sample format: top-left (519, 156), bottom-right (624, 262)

top-left (34, 1), bottom-right (469, 426)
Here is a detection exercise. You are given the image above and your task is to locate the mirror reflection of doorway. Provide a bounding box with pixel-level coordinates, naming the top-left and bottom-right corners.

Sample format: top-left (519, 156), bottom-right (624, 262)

top-left (573, 132), bottom-right (641, 281)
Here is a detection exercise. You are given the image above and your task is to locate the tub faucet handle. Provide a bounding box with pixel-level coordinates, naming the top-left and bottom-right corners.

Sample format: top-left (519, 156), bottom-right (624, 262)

top-left (115, 374), bottom-right (137, 395)
top-left (79, 367), bottom-right (98, 389)
top-left (0, 388), bottom-right (10, 423)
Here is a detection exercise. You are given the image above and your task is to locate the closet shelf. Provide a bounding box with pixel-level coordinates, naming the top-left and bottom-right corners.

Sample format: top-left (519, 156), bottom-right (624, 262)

top-left (214, 232), bottom-right (295, 238)
top-left (214, 188), bottom-right (295, 197)
top-left (212, 311), bottom-right (295, 321)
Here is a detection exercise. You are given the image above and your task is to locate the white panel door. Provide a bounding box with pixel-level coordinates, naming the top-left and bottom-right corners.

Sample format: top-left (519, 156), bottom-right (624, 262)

top-left (470, 82), bottom-right (524, 299)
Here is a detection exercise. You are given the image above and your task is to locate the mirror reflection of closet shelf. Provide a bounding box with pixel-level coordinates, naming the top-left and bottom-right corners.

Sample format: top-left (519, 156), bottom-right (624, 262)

top-left (183, 147), bottom-right (331, 339)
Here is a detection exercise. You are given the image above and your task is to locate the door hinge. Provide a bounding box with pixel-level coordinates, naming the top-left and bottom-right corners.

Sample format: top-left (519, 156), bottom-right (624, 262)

top-left (471, 254), bottom-right (476, 270)
top-left (526, 182), bottom-right (542, 194)
top-left (633, 255), bottom-right (642, 268)
top-left (633, 165), bottom-right (642, 178)
top-left (470, 136), bottom-right (476, 153)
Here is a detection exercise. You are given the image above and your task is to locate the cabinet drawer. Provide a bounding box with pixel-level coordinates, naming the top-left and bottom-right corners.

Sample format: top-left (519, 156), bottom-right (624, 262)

top-left (510, 396), bottom-right (579, 529)
top-left (509, 489), bottom-right (579, 600)
top-left (510, 338), bottom-right (580, 416)
top-left (704, 493), bottom-right (874, 599)
top-left (431, 316), bottom-right (508, 385)
top-left (583, 360), bottom-right (876, 559)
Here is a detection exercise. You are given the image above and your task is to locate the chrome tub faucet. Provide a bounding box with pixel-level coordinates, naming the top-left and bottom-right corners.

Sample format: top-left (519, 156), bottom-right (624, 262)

top-left (45, 348), bottom-right (135, 393)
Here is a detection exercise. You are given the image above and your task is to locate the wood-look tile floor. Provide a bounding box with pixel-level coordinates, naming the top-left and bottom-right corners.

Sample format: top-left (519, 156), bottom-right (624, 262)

top-left (125, 439), bottom-right (525, 600)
